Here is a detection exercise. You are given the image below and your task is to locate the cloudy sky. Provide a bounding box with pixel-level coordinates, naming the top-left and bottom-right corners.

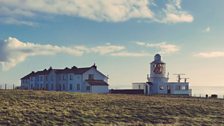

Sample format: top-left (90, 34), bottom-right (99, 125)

top-left (0, 0), bottom-right (224, 88)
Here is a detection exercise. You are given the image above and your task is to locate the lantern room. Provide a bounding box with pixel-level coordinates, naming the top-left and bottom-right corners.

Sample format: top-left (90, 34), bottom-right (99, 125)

top-left (150, 54), bottom-right (166, 78)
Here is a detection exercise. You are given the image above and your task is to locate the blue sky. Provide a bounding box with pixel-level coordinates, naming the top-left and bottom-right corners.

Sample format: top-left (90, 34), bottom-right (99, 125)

top-left (1, 0), bottom-right (224, 88)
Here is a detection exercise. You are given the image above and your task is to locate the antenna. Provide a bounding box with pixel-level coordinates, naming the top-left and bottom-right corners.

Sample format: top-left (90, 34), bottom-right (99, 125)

top-left (167, 72), bottom-right (170, 79)
top-left (173, 73), bottom-right (185, 83)
top-left (182, 78), bottom-right (190, 83)
top-left (147, 74), bottom-right (151, 82)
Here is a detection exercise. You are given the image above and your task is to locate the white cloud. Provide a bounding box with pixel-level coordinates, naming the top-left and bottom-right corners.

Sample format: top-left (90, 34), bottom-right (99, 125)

top-left (0, 17), bottom-right (37, 26)
top-left (0, 0), bottom-right (193, 25)
top-left (111, 51), bottom-right (151, 57)
top-left (158, 0), bottom-right (194, 23)
top-left (203, 27), bottom-right (211, 33)
top-left (0, 37), bottom-right (85, 70)
top-left (0, 6), bottom-right (35, 17)
top-left (0, 0), bottom-right (153, 23)
top-left (135, 42), bottom-right (180, 54)
top-left (195, 51), bottom-right (224, 58)
top-left (0, 37), bottom-right (180, 70)
top-left (0, 37), bottom-right (125, 70)
top-left (91, 43), bottom-right (125, 55)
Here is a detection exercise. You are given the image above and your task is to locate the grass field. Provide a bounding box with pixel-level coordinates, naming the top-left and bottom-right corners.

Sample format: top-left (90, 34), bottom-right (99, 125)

top-left (0, 90), bottom-right (224, 126)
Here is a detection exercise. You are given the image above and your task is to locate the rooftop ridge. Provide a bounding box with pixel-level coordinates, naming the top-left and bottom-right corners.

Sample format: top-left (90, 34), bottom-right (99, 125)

top-left (21, 65), bottom-right (97, 79)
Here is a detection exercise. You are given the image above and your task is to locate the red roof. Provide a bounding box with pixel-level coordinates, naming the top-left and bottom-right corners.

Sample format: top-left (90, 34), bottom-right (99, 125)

top-left (35, 69), bottom-right (51, 75)
top-left (21, 65), bottom-right (100, 80)
top-left (21, 74), bottom-right (31, 80)
top-left (55, 67), bottom-right (92, 74)
top-left (86, 80), bottom-right (109, 86)
top-left (21, 71), bottom-right (35, 80)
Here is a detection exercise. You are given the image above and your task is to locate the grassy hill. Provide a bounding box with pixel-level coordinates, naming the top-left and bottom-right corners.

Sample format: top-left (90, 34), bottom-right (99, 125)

top-left (0, 90), bottom-right (224, 126)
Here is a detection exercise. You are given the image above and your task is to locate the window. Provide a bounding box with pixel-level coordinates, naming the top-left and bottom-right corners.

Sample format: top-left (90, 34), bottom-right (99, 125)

top-left (181, 86), bottom-right (186, 90)
top-left (63, 75), bottom-right (66, 80)
top-left (51, 84), bottom-right (54, 90)
top-left (70, 75), bottom-right (73, 80)
top-left (159, 86), bottom-right (164, 90)
top-left (58, 84), bottom-right (62, 91)
top-left (70, 84), bottom-right (73, 90)
top-left (86, 86), bottom-right (90, 91)
top-left (62, 84), bottom-right (65, 90)
top-left (185, 85), bottom-right (188, 90)
top-left (88, 74), bottom-right (94, 80)
top-left (46, 83), bottom-right (49, 90)
top-left (167, 86), bottom-right (171, 90)
top-left (175, 85), bottom-right (181, 90)
top-left (77, 84), bottom-right (80, 90)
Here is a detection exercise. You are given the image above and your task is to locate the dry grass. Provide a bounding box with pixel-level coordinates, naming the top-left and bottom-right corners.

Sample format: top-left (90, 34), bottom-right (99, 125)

top-left (0, 90), bottom-right (224, 126)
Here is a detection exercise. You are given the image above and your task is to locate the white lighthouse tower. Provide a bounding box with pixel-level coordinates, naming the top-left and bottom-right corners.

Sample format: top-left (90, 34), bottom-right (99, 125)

top-left (148, 54), bottom-right (168, 94)
top-left (133, 53), bottom-right (191, 95)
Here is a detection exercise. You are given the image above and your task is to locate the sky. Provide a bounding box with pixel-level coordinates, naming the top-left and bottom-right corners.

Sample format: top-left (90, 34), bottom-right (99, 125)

top-left (1, 0), bottom-right (224, 88)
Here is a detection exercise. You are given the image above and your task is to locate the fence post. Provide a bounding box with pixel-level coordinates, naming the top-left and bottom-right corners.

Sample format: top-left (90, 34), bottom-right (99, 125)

top-left (13, 84), bottom-right (15, 90)
top-left (5, 84), bottom-right (7, 90)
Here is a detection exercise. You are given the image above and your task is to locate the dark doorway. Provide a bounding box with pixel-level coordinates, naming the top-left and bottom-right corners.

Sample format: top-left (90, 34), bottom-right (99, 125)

top-left (167, 86), bottom-right (171, 94)
top-left (145, 85), bottom-right (148, 95)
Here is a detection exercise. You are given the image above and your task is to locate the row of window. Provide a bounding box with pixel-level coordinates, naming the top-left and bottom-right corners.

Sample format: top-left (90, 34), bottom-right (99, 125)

top-left (30, 83), bottom-right (82, 91)
top-left (24, 74), bottom-right (94, 82)
top-left (159, 85), bottom-right (188, 90)
top-left (68, 84), bottom-right (90, 91)
top-left (175, 85), bottom-right (188, 90)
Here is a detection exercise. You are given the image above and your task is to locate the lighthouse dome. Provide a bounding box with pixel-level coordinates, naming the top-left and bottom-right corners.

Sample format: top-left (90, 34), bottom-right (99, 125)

top-left (151, 54), bottom-right (165, 64)
top-left (154, 54), bottom-right (161, 61)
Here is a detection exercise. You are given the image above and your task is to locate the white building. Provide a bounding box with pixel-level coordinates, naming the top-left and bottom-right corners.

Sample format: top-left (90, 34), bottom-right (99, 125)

top-left (21, 64), bottom-right (109, 93)
top-left (133, 54), bottom-right (191, 95)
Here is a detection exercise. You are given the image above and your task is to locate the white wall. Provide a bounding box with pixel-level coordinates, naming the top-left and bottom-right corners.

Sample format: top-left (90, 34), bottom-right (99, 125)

top-left (83, 68), bottom-right (108, 82)
top-left (47, 70), bottom-right (56, 90)
top-left (132, 83), bottom-right (146, 89)
top-left (67, 74), bottom-right (83, 92)
top-left (21, 67), bottom-right (108, 93)
top-left (83, 68), bottom-right (108, 93)
top-left (167, 82), bottom-right (190, 95)
top-left (132, 83), bottom-right (151, 94)
top-left (91, 86), bottom-right (109, 93)
top-left (30, 77), bottom-right (35, 89)
top-left (21, 79), bottom-right (29, 89)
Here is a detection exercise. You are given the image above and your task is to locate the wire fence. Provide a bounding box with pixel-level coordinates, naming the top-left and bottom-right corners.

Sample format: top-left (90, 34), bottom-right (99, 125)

top-left (0, 84), bottom-right (18, 90)
top-left (0, 84), bottom-right (223, 99)
top-left (192, 94), bottom-right (224, 99)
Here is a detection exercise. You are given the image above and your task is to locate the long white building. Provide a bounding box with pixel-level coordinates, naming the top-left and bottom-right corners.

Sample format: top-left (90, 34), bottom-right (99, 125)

top-left (133, 54), bottom-right (191, 95)
top-left (21, 64), bottom-right (109, 93)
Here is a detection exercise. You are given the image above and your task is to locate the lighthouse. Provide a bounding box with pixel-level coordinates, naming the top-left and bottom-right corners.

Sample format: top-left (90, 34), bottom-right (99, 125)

top-left (133, 54), bottom-right (191, 95)
top-left (148, 54), bottom-right (168, 94)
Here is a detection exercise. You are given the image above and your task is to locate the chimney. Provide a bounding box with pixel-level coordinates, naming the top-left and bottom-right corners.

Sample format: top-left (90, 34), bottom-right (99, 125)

top-left (49, 66), bottom-right (53, 70)
top-left (92, 63), bottom-right (97, 69)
